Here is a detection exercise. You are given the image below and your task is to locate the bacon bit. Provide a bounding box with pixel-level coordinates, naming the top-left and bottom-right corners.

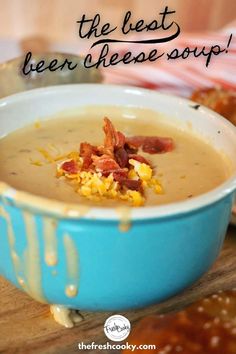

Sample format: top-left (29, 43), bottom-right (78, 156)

top-left (92, 155), bottom-right (121, 172)
top-left (143, 137), bottom-right (174, 154)
top-left (96, 145), bottom-right (112, 157)
top-left (103, 117), bottom-right (117, 152)
top-left (80, 142), bottom-right (97, 170)
top-left (103, 117), bottom-right (126, 153)
top-left (126, 136), bottom-right (147, 149)
top-left (61, 160), bottom-right (79, 174)
top-left (103, 169), bottom-right (128, 181)
top-left (114, 147), bottom-right (129, 168)
top-left (128, 154), bottom-right (151, 165)
top-left (126, 136), bottom-right (174, 154)
top-left (116, 131), bottom-right (126, 148)
top-left (124, 143), bottom-right (138, 154)
top-left (122, 179), bottom-right (143, 192)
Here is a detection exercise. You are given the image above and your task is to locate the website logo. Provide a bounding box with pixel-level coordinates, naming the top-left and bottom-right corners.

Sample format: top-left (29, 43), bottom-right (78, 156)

top-left (104, 315), bottom-right (131, 342)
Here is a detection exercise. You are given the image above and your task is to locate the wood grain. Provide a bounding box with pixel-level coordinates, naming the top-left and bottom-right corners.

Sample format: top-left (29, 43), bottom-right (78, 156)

top-left (0, 226), bottom-right (235, 354)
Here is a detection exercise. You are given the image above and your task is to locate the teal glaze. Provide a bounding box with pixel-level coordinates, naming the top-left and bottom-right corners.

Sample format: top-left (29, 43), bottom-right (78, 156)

top-left (0, 194), bottom-right (233, 311)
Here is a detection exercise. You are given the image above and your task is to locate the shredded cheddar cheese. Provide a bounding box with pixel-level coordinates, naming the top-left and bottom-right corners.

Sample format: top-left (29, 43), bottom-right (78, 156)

top-left (54, 155), bottom-right (163, 206)
top-left (30, 147), bottom-right (164, 206)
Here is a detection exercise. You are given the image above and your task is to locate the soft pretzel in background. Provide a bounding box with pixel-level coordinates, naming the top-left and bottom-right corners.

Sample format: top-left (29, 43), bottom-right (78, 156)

top-left (191, 87), bottom-right (236, 126)
top-left (191, 87), bottom-right (236, 221)
top-left (123, 290), bottom-right (236, 354)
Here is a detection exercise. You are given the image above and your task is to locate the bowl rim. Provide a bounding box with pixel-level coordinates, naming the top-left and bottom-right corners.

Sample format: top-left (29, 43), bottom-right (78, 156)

top-left (0, 84), bottom-right (236, 221)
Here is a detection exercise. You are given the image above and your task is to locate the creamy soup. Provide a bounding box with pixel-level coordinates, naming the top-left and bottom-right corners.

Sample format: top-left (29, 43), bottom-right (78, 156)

top-left (0, 106), bottom-right (232, 207)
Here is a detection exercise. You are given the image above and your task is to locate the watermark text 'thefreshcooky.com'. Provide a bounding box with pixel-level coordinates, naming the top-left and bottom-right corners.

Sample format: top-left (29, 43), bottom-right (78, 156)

top-left (78, 341), bottom-right (156, 351)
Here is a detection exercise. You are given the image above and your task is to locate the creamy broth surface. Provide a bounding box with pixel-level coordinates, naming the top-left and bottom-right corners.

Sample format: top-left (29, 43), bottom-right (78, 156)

top-left (0, 106), bottom-right (231, 206)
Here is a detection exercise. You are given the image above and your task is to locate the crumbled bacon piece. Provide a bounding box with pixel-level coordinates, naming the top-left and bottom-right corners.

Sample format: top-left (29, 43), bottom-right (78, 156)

top-left (126, 136), bottom-right (147, 149)
top-left (80, 142), bottom-right (97, 170)
top-left (126, 136), bottom-right (174, 154)
top-left (104, 169), bottom-right (128, 182)
top-left (97, 145), bottom-right (112, 157)
top-left (103, 117), bottom-right (126, 153)
top-left (122, 179), bottom-right (143, 192)
top-left (61, 160), bottom-right (79, 174)
top-left (92, 155), bottom-right (121, 172)
top-left (124, 143), bottom-right (138, 154)
top-left (116, 131), bottom-right (126, 148)
top-left (143, 137), bottom-right (174, 154)
top-left (128, 154), bottom-right (151, 165)
top-left (114, 147), bottom-right (129, 168)
top-left (103, 117), bottom-right (115, 149)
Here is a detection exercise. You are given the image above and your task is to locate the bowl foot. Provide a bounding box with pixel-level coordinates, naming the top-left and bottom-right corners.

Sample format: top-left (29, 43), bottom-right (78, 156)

top-left (50, 304), bottom-right (83, 328)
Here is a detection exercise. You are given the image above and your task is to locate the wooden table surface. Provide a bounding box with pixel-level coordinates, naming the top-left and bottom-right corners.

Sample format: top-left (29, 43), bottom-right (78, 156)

top-left (0, 226), bottom-right (236, 354)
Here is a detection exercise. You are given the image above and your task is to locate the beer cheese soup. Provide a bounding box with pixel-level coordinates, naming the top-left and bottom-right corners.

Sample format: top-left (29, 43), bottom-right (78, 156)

top-left (0, 106), bottom-right (231, 207)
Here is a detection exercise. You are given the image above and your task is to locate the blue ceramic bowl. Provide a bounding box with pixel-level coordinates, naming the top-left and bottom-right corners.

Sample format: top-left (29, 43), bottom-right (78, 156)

top-left (0, 84), bottom-right (236, 311)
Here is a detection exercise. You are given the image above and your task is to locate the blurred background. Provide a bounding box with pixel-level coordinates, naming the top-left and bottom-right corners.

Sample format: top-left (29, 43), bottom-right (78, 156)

top-left (0, 0), bottom-right (236, 42)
